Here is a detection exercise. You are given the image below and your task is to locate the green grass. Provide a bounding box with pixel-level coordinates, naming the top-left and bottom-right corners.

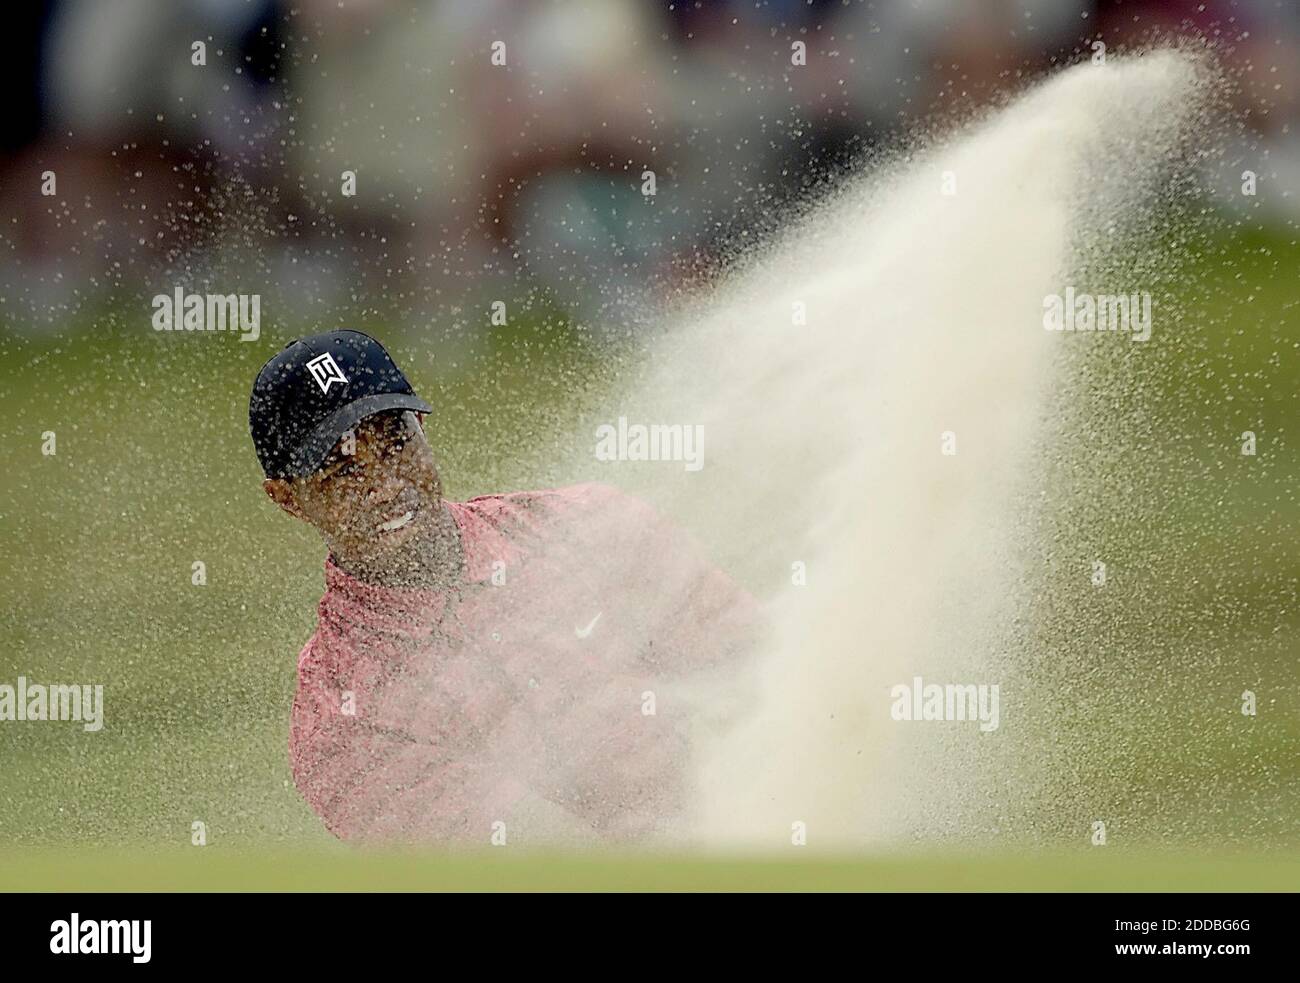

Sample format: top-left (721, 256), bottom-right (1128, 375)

top-left (2, 848), bottom-right (1296, 892)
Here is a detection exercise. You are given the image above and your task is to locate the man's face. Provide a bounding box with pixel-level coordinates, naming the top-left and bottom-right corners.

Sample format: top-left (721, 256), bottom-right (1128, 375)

top-left (264, 410), bottom-right (443, 569)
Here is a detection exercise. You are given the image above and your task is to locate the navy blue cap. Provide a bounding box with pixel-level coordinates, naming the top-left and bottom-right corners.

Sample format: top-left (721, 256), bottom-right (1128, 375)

top-left (249, 329), bottom-right (432, 478)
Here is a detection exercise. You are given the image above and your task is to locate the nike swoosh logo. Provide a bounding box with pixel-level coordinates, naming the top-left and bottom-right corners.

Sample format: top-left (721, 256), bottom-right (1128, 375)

top-left (575, 612), bottom-right (602, 639)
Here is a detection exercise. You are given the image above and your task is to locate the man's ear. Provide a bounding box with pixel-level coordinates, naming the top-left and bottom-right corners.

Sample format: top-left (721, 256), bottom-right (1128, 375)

top-left (263, 478), bottom-right (307, 520)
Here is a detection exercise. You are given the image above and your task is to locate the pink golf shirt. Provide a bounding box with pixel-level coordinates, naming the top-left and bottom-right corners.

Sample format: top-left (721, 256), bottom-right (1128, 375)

top-left (289, 481), bottom-right (759, 843)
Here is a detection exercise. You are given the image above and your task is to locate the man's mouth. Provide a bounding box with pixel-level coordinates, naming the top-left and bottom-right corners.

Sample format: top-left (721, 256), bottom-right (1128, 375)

top-left (376, 507), bottom-right (418, 533)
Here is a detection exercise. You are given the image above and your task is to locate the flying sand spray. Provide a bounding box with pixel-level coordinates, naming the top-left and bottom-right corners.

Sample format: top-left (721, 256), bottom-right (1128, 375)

top-left (585, 50), bottom-right (1218, 849)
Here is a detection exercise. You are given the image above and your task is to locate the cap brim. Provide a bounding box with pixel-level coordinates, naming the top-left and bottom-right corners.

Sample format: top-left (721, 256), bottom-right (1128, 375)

top-left (283, 392), bottom-right (434, 478)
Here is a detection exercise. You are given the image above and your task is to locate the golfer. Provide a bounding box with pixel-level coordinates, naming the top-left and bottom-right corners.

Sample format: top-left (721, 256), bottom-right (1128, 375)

top-left (249, 330), bottom-right (758, 843)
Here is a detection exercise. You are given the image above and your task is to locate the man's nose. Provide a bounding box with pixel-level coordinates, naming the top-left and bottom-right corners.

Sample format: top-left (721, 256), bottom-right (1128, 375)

top-left (364, 464), bottom-right (406, 504)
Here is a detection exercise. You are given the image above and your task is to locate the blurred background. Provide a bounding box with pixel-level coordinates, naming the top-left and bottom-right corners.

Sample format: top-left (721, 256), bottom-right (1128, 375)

top-left (0, 0), bottom-right (1296, 874)
top-left (1, 0), bottom-right (1297, 336)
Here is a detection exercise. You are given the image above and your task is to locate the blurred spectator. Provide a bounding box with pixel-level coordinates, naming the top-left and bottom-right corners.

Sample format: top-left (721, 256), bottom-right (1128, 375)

top-left (0, 0), bottom-right (1295, 336)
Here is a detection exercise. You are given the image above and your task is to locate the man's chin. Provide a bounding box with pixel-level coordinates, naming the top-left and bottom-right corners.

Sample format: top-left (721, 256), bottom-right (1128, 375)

top-left (334, 499), bottom-right (451, 583)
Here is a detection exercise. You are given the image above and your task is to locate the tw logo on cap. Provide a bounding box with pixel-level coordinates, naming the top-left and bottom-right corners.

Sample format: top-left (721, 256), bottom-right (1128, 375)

top-left (306, 353), bottom-right (348, 393)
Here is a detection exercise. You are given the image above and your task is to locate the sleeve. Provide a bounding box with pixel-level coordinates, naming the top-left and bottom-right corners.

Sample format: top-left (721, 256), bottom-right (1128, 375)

top-left (575, 483), bottom-right (766, 675)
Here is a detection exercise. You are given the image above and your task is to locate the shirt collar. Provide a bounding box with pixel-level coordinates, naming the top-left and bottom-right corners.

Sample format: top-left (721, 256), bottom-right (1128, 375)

top-left (317, 497), bottom-right (522, 639)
